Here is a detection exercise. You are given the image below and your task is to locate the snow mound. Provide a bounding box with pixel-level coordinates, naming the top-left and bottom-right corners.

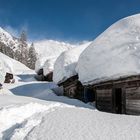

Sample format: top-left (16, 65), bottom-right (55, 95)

top-left (3, 104), bottom-right (140, 140)
top-left (34, 40), bottom-right (74, 73)
top-left (0, 99), bottom-right (74, 140)
top-left (78, 14), bottom-right (140, 85)
top-left (53, 41), bottom-right (91, 84)
top-left (0, 52), bottom-right (32, 75)
top-left (43, 57), bottom-right (57, 76)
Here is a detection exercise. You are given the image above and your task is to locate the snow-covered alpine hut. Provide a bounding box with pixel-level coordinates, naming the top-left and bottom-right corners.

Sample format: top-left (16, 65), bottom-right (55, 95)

top-left (78, 14), bottom-right (140, 115)
top-left (35, 57), bottom-right (56, 81)
top-left (34, 40), bottom-right (72, 81)
top-left (42, 57), bottom-right (57, 81)
top-left (53, 42), bottom-right (93, 102)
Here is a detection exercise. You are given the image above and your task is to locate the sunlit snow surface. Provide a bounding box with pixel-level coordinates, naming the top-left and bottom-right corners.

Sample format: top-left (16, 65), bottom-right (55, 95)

top-left (34, 40), bottom-right (73, 73)
top-left (1, 15), bottom-right (140, 140)
top-left (53, 41), bottom-right (91, 83)
top-left (78, 14), bottom-right (140, 85)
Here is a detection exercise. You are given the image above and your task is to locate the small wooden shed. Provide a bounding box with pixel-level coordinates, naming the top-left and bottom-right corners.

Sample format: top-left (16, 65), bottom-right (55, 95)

top-left (0, 83), bottom-right (2, 89)
top-left (35, 68), bottom-right (53, 82)
top-left (87, 75), bottom-right (140, 115)
top-left (44, 72), bottom-right (53, 82)
top-left (4, 73), bottom-right (14, 83)
top-left (58, 75), bottom-right (95, 102)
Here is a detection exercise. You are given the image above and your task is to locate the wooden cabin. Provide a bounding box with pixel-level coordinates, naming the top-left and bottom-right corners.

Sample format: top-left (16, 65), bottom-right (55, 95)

top-left (44, 72), bottom-right (53, 82)
top-left (58, 75), bottom-right (95, 102)
top-left (37, 68), bottom-right (43, 75)
top-left (0, 83), bottom-right (2, 89)
top-left (4, 73), bottom-right (14, 83)
top-left (35, 68), bottom-right (53, 82)
top-left (87, 75), bottom-right (140, 115)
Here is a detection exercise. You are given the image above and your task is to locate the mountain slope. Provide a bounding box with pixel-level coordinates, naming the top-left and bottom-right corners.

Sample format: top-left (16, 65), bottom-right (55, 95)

top-left (0, 27), bottom-right (37, 69)
top-left (34, 39), bottom-right (74, 73)
top-left (0, 27), bottom-right (20, 51)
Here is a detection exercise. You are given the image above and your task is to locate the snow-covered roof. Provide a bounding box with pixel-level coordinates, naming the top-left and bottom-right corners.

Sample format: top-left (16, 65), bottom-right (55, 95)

top-left (53, 41), bottom-right (91, 84)
top-left (34, 40), bottom-right (73, 73)
top-left (0, 52), bottom-right (32, 76)
top-left (78, 14), bottom-right (140, 85)
top-left (43, 57), bottom-right (57, 76)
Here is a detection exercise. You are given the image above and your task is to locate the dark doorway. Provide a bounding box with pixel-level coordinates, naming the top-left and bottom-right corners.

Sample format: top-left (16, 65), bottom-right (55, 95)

top-left (84, 88), bottom-right (95, 103)
top-left (114, 88), bottom-right (122, 114)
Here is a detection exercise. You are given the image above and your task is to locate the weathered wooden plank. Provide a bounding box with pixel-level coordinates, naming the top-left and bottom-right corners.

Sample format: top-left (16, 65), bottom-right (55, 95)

top-left (97, 101), bottom-right (112, 106)
top-left (126, 99), bottom-right (140, 104)
top-left (97, 98), bottom-right (112, 102)
top-left (97, 105), bottom-right (112, 112)
top-left (96, 89), bottom-right (112, 93)
top-left (126, 109), bottom-right (140, 115)
top-left (96, 91), bottom-right (112, 98)
top-left (126, 98), bottom-right (140, 115)
top-left (126, 88), bottom-right (140, 94)
top-left (126, 105), bottom-right (140, 110)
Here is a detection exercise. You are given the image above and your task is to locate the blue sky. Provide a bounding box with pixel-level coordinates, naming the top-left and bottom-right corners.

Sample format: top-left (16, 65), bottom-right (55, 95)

top-left (0, 0), bottom-right (140, 42)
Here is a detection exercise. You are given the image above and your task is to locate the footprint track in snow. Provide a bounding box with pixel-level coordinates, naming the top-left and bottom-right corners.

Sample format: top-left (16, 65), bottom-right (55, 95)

top-left (0, 102), bottom-right (73, 140)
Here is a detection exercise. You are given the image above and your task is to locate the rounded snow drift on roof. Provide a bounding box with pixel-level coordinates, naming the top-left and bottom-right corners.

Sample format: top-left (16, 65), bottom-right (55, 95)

top-left (77, 14), bottom-right (140, 85)
top-left (53, 42), bottom-right (91, 84)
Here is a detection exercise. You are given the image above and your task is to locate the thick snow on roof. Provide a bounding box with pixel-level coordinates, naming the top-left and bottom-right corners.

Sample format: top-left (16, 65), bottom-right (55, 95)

top-left (0, 52), bottom-right (32, 75)
top-left (78, 14), bottom-right (140, 85)
top-left (34, 40), bottom-right (73, 73)
top-left (43, 57), bottom-right (57, 76)
top-left (53, 41), bottom-right (91, 84)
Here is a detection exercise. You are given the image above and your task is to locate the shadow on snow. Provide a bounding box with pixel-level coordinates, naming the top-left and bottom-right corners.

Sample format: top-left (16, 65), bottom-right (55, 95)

top-left (10, 82), bottom-right (94, 109)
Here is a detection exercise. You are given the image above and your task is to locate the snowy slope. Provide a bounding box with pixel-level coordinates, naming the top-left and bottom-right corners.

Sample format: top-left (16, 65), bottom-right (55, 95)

top-left (0, 27), bottom-right (20, 51)
top-left (34, 40), bottom-right (74, 73)
top-left (0, 52), bottom-right (33, 75)
top-left (78, 14), bottom-right (140, 85)
top-left (53, 41), bottom-right (91, 84)
top-left (0, 60), bottom-right (6, 83)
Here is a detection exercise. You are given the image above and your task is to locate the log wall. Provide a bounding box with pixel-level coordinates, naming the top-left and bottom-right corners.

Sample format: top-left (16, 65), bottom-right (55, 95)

top-left (96, 89), bottom-right (112, 112)
top-left (125, 87), bottom-right (140, 115)
top-left (94, 76), bottom-right (140, 115)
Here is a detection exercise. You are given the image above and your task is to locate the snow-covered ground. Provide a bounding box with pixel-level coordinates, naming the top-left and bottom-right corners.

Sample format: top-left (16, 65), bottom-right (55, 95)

top-left (0, 51), bottom-right (140, 140)
top-left (1, 79), bottom-right (140, 140)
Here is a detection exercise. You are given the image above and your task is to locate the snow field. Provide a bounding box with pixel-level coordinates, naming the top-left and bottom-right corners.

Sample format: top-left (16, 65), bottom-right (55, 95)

top-left (0, 102), bottom-right (73, 140)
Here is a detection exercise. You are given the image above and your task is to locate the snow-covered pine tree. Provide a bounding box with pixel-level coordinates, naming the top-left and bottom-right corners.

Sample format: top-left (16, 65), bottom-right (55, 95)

top-left (27, 43), bottom-right (37, 69)
top-left (0, 42), bottom-right (14, 58)
top-left (16, 30), bottom-right (29, 66)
